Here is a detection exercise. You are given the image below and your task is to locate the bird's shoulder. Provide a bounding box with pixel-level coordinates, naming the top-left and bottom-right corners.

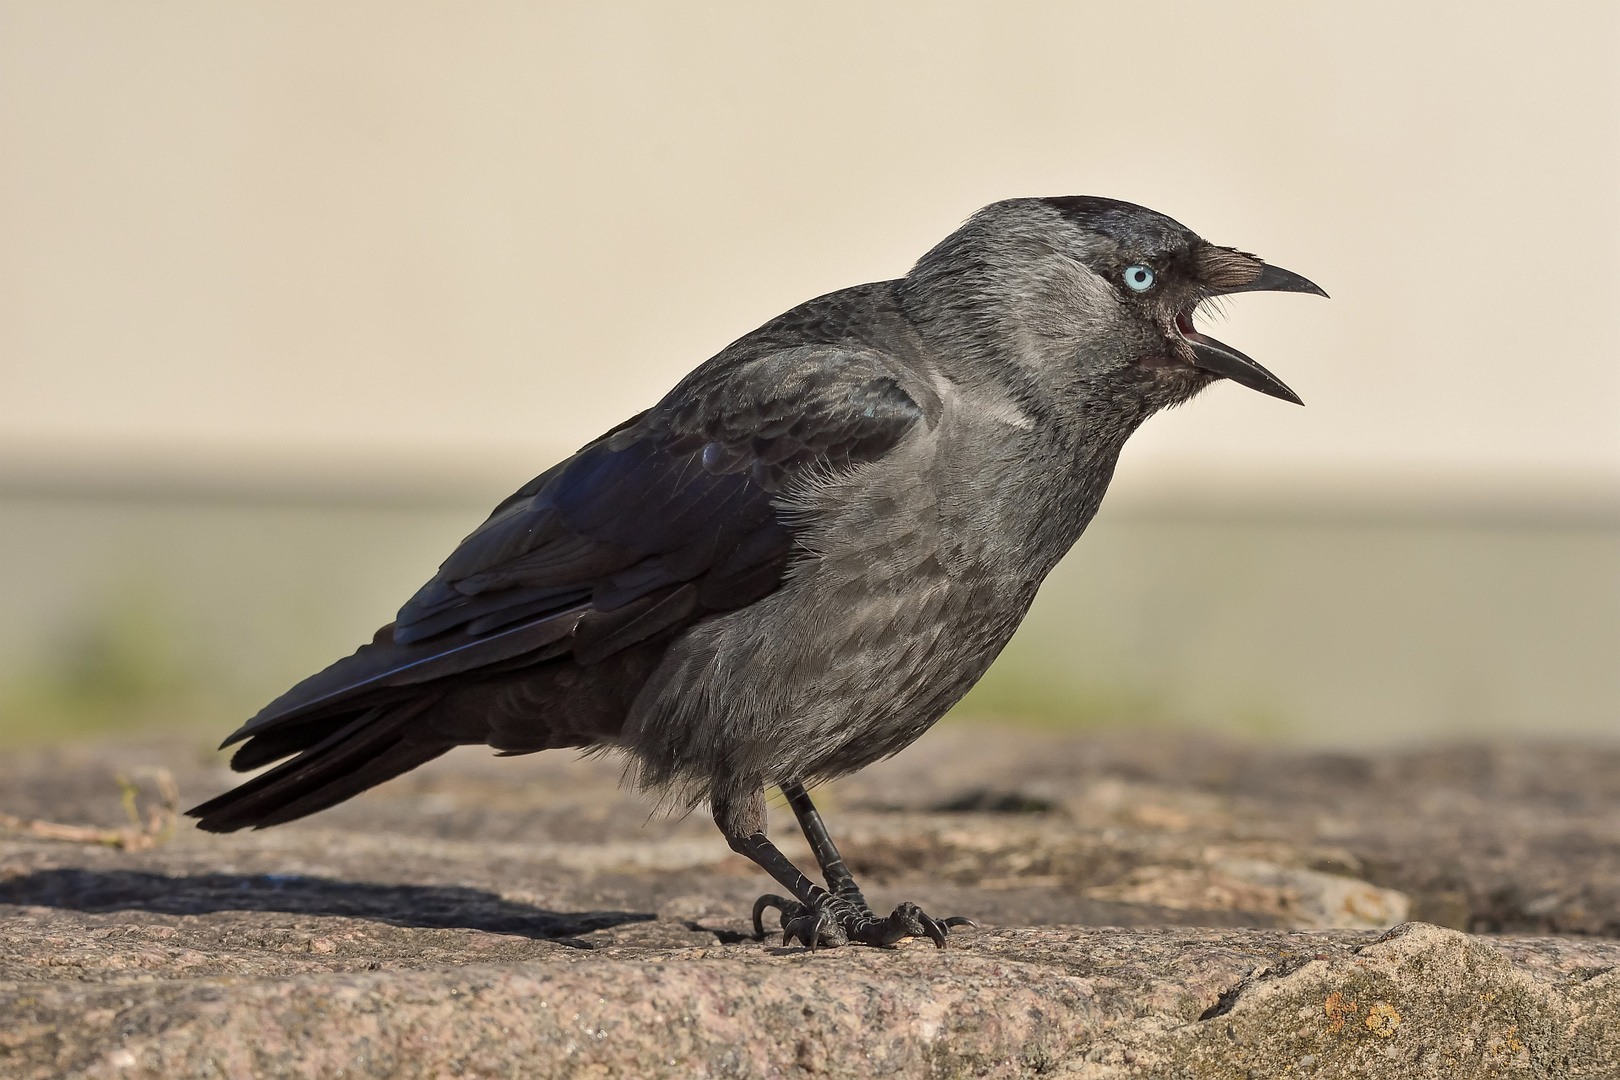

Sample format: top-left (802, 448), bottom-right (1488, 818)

top-left (650, 279), bottom-right (943, 446)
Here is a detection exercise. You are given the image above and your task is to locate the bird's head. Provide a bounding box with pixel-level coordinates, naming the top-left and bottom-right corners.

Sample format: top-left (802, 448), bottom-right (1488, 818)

top-left (903, 196), bottom-right (1326, 413)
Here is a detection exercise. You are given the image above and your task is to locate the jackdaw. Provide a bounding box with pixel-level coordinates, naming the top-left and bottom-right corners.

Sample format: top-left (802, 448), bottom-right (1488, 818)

top-left (189, 196), bottom-right (1325, 949)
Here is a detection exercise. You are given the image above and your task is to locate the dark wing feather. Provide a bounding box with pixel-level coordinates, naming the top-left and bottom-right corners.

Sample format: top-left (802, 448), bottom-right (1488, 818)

top-left (218, 341), bottom-right (924, 752)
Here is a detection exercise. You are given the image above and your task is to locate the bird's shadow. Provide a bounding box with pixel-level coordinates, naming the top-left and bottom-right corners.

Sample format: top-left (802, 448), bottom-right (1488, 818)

top-left (0, 867), bottom-right (654, 942)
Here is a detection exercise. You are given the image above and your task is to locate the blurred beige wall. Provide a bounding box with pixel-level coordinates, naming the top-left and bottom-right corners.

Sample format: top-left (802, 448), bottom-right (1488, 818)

top-left (2, 0), bottom-right (1618, 495)
top-left (2, 2), bottom-right (1617, 747)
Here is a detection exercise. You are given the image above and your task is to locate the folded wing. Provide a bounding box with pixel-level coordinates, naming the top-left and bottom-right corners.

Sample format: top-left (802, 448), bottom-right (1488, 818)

top-left (216, 343), bottom-right (926, 765)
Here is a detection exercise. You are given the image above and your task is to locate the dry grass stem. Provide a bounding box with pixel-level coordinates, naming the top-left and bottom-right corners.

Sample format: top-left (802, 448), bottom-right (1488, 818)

top-left (0, 767), bottom-right (178, 851)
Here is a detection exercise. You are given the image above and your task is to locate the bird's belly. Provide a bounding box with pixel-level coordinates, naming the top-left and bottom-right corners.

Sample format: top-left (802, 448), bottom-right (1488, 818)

top-left (780, 554), bottom-right (1035, 774)
top-left (622, 536), bottom-right (1038, 798)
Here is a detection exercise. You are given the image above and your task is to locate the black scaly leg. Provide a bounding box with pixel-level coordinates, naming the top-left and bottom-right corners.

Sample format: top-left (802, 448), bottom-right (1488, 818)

top-left (781, 780), bottom-right (869, 908)
top-left (720, 783), bottom-right (974, 951)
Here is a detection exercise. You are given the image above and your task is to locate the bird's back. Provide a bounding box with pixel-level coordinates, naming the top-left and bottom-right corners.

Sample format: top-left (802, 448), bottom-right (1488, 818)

top-left (189, 281), bottom-right (948, 830)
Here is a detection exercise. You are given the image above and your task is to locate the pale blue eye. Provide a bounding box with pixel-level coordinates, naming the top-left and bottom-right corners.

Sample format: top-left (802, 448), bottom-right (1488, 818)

top-left (1124, 265), bottom-right (1155, 292)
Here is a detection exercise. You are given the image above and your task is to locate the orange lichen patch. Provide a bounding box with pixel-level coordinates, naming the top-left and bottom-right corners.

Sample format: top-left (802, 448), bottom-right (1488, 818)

top-left (1489, 1026), bottom-right (1526, 1057)
top-left (1324, 990), bottom-right (1358, 1033)
top-left (1364, 1002), bottom-right (1401, 1037)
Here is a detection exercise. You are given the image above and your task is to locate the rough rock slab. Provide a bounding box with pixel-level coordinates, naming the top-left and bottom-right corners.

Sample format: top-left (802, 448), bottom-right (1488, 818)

top-left (2, 728), bottom-right (1617, 1077)
top-left (5, 922), bottom-right (1617, 1078)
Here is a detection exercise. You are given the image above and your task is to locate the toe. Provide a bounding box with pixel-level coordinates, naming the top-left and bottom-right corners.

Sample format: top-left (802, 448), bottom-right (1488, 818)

top-left (783, 912), bottom-right (816, 948)
top-left (752, 894), bottom-right (802, 941)
top-left (869, 902), bottom-right (975, 948)
top-left (814, 907), bottom-right (850, 950)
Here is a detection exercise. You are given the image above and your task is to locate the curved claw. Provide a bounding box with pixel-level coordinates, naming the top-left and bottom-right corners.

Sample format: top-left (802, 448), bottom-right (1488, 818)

top-left (799, 904), bottom-right (849, 951)
top-left (918, 913), bottom-right (976, 947)
top-left (886, 901), bottom-right (942, 949)
top-left (753, 894), bottom-right (799, 941)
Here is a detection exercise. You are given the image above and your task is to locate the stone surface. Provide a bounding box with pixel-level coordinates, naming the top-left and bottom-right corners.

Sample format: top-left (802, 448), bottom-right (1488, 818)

top-left (2, 727), bottom-right (1617, 1077)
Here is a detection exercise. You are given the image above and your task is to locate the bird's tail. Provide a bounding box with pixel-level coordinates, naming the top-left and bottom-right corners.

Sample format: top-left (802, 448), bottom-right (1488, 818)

top-left (187, 697), bottom-right (454, 833)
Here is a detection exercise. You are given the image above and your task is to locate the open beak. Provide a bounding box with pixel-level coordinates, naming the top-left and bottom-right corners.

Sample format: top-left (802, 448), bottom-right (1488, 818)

top-left (1179, 262), bottom-right (1327, 406)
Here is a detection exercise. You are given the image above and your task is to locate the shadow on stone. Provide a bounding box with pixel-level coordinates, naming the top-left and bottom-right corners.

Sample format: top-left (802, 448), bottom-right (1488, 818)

top-left (0, 868), bottom-right (654, 939)
top-left (929, 788), bottom-right (1055, 814)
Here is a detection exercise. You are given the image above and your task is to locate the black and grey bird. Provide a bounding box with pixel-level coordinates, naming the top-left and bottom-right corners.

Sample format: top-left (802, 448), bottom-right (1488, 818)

top-left (189, 196), bottom-right (1325, 949)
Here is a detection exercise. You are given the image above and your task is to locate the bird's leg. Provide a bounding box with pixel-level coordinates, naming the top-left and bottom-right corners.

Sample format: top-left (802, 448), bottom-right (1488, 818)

top-left (779, 780), bottom-right (869, 909)
top-left (716, 786), bottom-right (973, 950)
top-left (714, 788), bottom-right (854, 948)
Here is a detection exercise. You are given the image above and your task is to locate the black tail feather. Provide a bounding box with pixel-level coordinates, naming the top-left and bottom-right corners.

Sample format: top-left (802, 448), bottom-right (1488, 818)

top-left (226, 711), bottom-right (365, 772)
top-left (187, 697), bottom-right (453, 833)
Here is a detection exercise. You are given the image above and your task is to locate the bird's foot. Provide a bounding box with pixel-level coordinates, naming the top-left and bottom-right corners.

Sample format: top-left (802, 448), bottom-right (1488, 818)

top-left (752, 892), bottom-right (974, 951)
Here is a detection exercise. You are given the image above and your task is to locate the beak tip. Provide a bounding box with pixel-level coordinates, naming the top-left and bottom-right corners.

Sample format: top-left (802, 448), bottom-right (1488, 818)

top-left (1252, 381), bottom-right (1304, 407)
top-left (1214, 262), bottom-right (1329, 300)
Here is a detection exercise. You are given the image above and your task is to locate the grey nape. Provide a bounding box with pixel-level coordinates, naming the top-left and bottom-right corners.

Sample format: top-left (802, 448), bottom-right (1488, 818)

top-left (187, 195), bottom-right (1325, 949)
